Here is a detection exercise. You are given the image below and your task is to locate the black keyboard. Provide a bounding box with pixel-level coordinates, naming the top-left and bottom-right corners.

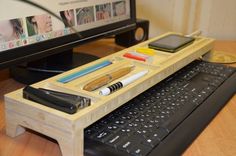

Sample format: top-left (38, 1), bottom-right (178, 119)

top-left (84, 60), bottom-right (236, 156)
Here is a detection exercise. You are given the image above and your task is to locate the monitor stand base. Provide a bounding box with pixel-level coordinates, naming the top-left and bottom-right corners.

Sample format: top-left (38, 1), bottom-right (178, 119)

top-left (10, 52), bottom-right (99, 85)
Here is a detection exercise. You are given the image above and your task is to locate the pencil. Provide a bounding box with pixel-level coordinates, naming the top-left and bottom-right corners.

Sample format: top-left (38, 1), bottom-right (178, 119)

top-left (57, 60), bottom-right (112, 83)
top-left (83, 65), bottom-right (135, 91)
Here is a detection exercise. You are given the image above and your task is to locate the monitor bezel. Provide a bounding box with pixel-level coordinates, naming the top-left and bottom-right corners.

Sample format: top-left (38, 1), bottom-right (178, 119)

top-left (0, 0), bottom-right (136, 69)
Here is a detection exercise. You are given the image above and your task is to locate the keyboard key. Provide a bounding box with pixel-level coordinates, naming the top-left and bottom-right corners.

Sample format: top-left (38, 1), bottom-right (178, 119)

top-left (117, 134), bottom-right (145, 153)
top-left (106, 124), bottom-right (121, 133)
top-left (154, 127), bottom-right (169, 140)
top-left (106, 131), bottom-right (127, 147)
top-left (142, 136), bottom-right (160, 148)
top-left (94, 130), bottom-right (113, 142)
top-left (117, 140), bottom-right (134, 152)
top-left (130, 144), bottom-right (152, 156)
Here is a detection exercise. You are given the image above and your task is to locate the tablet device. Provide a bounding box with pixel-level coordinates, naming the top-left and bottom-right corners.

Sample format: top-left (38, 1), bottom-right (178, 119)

top-left (148, 34), bottom-right (195, 53)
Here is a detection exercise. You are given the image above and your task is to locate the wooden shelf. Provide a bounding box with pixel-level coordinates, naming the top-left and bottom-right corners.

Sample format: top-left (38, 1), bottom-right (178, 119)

top-left (4, 32), bottom-right (214, 156)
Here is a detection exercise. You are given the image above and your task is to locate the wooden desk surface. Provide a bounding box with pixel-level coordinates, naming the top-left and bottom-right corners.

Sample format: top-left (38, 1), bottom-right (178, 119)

top-left (0, 39), bottom-right (235, 156)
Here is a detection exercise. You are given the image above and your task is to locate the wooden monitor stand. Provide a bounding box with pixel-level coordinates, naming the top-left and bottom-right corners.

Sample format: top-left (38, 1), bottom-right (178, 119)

top-left (4, 32), bottom-right (214, 156)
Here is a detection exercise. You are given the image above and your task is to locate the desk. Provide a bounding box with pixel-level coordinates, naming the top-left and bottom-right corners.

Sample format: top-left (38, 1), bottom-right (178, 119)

top-left (0, 39), bottom-right (235, 156)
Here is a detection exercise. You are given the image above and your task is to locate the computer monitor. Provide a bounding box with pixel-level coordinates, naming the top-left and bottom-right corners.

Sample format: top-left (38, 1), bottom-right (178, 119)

top-left (0, 0), bottom-right (136, 84)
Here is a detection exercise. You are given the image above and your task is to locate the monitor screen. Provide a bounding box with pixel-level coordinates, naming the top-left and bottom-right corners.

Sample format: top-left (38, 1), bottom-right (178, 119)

top-left (0, 0), bottom-right (136, 69)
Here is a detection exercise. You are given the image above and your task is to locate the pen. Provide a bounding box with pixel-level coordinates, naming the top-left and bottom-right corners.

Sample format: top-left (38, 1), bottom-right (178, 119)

top-left (83, 66), bottom-right (135, 91)
top-left (57, 60), bottom-right (112, 83)
top-left (100, 70), bottom-right (149, 96)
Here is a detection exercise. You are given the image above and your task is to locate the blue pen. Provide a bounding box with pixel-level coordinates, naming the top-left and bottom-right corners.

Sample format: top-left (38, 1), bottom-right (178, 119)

top-left (57, 60), bottom-right (112, 83)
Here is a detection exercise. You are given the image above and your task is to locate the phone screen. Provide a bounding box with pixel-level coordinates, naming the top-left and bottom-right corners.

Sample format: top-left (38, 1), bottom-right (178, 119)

top-left (148, 34), bottom-right (195, 53)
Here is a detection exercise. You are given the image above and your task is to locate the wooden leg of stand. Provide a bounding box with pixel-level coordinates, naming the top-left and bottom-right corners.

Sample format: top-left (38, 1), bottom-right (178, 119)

top-left (5, 111), bottom-right (26, 137)
top-left (57, 130), bottom-right (84, 156)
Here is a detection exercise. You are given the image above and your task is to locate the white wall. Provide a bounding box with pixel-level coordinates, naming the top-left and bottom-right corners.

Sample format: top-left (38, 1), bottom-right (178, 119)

top-left (136, 0), bottom-right (178, 37)
top-left (199, 0), bottom-right (236, 40)
top-left (136, 0), bottom-right (236, 40)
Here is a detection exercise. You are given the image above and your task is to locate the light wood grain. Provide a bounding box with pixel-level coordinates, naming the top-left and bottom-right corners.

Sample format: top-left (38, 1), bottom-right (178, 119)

top-left (0, 38), bottom-right (235, 156)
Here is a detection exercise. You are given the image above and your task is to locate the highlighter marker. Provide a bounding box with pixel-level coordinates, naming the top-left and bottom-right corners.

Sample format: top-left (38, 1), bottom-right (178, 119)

top-left (123, 53), bottom-right (147, 62)
top-left (135, 47), bottom-right (156, 56)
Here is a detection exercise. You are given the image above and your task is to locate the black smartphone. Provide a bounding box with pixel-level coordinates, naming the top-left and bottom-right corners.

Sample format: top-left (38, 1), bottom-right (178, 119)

top-left (148, 34), bottom-right (195, 53)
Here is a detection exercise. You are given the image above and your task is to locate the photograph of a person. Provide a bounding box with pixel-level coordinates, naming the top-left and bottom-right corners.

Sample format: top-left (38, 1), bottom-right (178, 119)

top-left (113, 1), bottom-right (126, 16)
top-left (0, 18), bottom-right (25, 42)
top-left (95, 3), bottom-right (112, 21)
top-left (76, 6), bottom-right (95, 25)
top-left (60, 9), bottom-right (75, 27)
top-left (26, 14), bottom-right (52, 36)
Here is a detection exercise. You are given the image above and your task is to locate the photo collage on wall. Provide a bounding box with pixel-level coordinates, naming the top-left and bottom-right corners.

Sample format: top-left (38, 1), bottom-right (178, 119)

top-left (0, 0), bottom-right (127, 52)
